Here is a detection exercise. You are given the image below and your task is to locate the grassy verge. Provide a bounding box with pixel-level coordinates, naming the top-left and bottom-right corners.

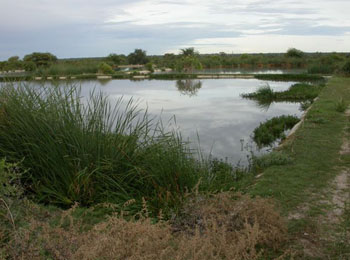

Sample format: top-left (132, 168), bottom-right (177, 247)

top-left (250, 76), bottom-right (350, 213)
top-left (254, 73), bottom-right (325, 82)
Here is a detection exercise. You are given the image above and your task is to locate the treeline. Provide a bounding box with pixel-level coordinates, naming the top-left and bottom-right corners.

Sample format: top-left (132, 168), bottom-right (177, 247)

top-left (1, 48), bottom-right (350, 76)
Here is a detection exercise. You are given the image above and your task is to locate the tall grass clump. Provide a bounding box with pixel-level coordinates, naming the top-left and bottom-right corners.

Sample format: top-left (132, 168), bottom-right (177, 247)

top-left (335, 98), bottom-right (347, 112)
top-left (0, 83), bottom-right (226, 216)
top-left (241, 84), bottom-right (275, 101)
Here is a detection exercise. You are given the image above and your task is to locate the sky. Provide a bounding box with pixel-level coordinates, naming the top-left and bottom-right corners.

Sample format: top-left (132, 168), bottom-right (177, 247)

top-left (1, 0), bottom-right (350, 60)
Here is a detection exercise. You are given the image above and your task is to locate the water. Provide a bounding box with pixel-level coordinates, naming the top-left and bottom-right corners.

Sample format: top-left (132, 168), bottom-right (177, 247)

top-left (80, 78), bottom-right (302, 165)
top-left (155, 68), bottom-right (306, 75)
top-left (1, 78), bottom-right (303, 165)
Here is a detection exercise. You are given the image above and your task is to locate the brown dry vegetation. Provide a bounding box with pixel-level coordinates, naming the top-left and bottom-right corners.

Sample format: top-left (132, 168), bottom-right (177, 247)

top-left (1, 193), bottom-right (291, 260)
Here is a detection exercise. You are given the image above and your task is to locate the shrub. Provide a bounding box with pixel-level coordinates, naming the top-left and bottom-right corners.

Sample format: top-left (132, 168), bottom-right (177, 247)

top-left (342, 61), bottom-right (350, 75)
top-left (285, 48), bottom-right (304, 58)
top-left (23, 52), bottom-right (57, 67)
top-left (98, 62), bottom-right (114, 74)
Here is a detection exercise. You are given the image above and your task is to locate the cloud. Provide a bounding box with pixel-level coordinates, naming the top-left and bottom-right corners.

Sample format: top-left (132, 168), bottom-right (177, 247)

top-left (0, 0), bottom-right (350, 59)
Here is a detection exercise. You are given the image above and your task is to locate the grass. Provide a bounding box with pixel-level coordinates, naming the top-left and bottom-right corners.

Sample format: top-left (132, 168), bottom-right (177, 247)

top-left (242, 83), bottom-right (325, 103)
top-left (35, 61), bottom-right (99, 76)
top-left (250, 77), bottom-right (350, 215)
top-left (1, 190), bottom-right (290, 260)
top-left (253, 115), bottom-right (300, 147)
top-left (254, 73), bottom-right (324, 82)
top-left (335, 98), bottom-right (347, 112)
top-left (0, 83), bottom-right (240, 217)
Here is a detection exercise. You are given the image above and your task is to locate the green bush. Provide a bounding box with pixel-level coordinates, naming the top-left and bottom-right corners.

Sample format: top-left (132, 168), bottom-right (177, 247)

top-left (98, 62), bottom-right (114, 74)
top-left (342, 61), bottom-right (350, 75)
top-left (285, 48), bottom-right (304, 58)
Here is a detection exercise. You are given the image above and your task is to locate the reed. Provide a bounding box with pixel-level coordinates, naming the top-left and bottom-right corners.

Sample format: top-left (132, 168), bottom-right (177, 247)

top-left (0, 83), bottom-right (237, 216)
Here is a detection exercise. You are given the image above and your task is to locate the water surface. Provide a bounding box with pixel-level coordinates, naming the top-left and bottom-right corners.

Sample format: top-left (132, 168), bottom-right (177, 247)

top-left (78, 78), bottom-right (302, 165)
top-left (1, 78), bottom-right (302, 165)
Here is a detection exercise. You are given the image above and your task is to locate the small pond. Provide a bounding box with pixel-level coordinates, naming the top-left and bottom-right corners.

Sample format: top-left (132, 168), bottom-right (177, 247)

top-left (1, 78), bottom-right (303, 165)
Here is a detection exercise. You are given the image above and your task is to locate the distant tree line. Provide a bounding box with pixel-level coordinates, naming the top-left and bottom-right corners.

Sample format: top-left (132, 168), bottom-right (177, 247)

top-left (1, 48), bottom-right (350, 75)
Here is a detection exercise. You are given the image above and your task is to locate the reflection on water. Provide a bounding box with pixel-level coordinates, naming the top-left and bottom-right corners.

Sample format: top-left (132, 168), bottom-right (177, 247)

top-left (176, 80), bottom-right (202, 97)
top-left (2, 78), bottom-right (302, 165)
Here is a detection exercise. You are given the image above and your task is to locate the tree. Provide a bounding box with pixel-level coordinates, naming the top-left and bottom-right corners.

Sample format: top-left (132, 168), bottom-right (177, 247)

top-left (175, 56), bottom-right (202, 72)
top-left (6, 56), bottom-right (23, 70)
top-left (285, 48), bottom-right (304, 58)
top-left (342, 60), bottom-right (350, 75)
top-left (23, 52), bottom-right (57, 67)
top-left (145, 62), bottom-right (154, 72)
top-left (180, 47), bottom-right (198, 57)
top-left (176, 80), bottom-right (202, 96)
top-left (23, 61), bottom-right (37, 72)
top-left (127, 49), bottom-right (148, 65)
top-left (107, 53), bottom-right (122, 65)
top-left (8, 56), bottom-right (20, 63)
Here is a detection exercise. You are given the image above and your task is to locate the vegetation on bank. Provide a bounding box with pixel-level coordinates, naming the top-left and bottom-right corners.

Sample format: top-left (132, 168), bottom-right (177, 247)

top-left (2, 48), bottom-right (350, 77)
top-left (1, 49), bottom-right (349, 258)
top-left (0, 82), bottom-right (299, 259)
top-left (253, 115), bottom-right (300, 147)
top-left (254, 73), bottom-right (324, 82)
top-left (242, 83), bottom-right (325, 102)
top-left (241, 82), bottom-right (325, 112)
top-left (0, 83), bottom-right (253, 217)
top-left (250, 77), bottom-right (350, 257)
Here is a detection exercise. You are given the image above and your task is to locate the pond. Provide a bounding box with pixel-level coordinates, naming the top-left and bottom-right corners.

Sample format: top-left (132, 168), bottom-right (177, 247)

top-left (2, 78), bottom-right (303, 165)
top-left (79, 78), bottom-right (302, 165)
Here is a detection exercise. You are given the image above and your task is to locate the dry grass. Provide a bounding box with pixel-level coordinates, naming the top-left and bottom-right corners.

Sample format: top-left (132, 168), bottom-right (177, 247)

top-left (2, 193), bottom-right (291, 260)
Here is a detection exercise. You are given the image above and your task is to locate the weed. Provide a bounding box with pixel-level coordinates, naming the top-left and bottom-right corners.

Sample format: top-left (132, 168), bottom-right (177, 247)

top-left (309, 117), bottom-right (328, 124)
top-left (251, 152), bottom-right (293, 173)
top-left (335, 98), bottom-right (347, 112)
top-left (2, 192), bottom-right (290, 260)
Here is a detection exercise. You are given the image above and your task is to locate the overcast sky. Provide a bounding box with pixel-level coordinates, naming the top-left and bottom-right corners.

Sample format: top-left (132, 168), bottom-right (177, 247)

top-left (1, 0), bottom-right (350, 59)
